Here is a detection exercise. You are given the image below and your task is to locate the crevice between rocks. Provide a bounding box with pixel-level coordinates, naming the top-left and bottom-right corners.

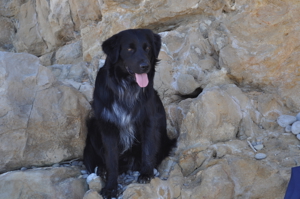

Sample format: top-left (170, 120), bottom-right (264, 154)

top-left (178, 87), bottom-right (203, 100)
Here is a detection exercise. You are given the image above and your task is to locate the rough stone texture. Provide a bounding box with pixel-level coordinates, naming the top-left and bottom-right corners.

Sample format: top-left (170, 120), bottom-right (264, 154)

top-left (219, 1), bottom-right (300, 111)
top-left (0, 17), bottom-right (15, 51)
top-left (0, 52), bottom-right (90, 172)
top-left (0, 167), bottom-right (88, 199)
top-left (123, 164), bottom-right (184, 199)
top-left (83, 190), bottom-right (103, 199)
top-left (10, 0), bottom-right (101, 56)
top-left (1, 0), bottom-right (300, 198)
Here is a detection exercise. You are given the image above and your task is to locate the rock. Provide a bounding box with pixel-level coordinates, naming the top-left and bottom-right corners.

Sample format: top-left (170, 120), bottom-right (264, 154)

top-left (226, 157), bottom-right (286, 199)
top-left (52, 163), bottom-right (60, 168)
top-left (0, 167), bottom-right (88, 199)
top-left (255, 153), bottom-right (267, 160)
top-left (277, 115), bottom-right (297, 128)
top-left (181, 163), bottom-right (234, 199)
top-left (296, 113), bottom-right (300, 121)
top-left (176, 73), bottom-right (200, 96)
top-left (0, 52), bottom-right (90, 172)
top-left (179, 85), bottom-right (243, 148)
top-left (1, 1), bottom-right (299, 199)
top-left (87, 173), bottom-right (98, 184)
top-left (285, 125), bottom-right (292, 133)
top-left (20, 167), bottom-right (27, 171)
top-left (219, 1), bottom-right (300, 111)
top-left (83, 190), bottom-right (103, 199)
top-left (178, 146), bottom-right (208, 176)
top-left (0, 17), bottom-right (15, 51)
top-left (254, 144), bottom-right (264, 151)
top-left (88, 176), bottom-right (105, 192)
top-left (123, 164), bottom-right (184, 199)
top-left (297, 134), bottom-right (300, 141)
top-left (54, 41), bottom-right (83, 65)
top-left (291, 121), bottom-right (300, 135)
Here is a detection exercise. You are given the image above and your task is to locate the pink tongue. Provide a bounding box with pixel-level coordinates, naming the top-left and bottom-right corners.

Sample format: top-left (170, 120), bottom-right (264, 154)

top-left (135, 73), bottom-right (149, 88)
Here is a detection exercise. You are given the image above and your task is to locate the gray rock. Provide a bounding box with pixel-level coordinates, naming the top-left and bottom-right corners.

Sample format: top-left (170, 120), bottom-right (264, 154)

top-left (254, 144), bottom-right (264, 151)
top-left (52, 163), bottom-right (60, 168)
top-left (255, 153), bottom-right (267, 160)
top-left (277, 115), bottom-right (297, 128)
top-left (297, 134), bottom-right (300, 141)
top-left (291, 121), bottom-right (300, 135)
top-left (20, 167), bottom-right (28, 171)
top-left (285, 125), bottom-right (292, 133)
top-left (296, 113), bottom-right (300, 121)
top-left (81, 170), bottom-right (88, 175)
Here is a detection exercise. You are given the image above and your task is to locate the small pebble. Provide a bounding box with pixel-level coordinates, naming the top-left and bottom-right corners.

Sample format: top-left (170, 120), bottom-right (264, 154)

top-left (291, 121), bottom-right (300, 135)
top-left (20, 167), bottom-right (27, 171)
top-left (132, 171), bottom-right (140, 177)
top-left (87, 173), bottom-right (98, 184)
top-left (81, 170), bottom-right (88, 175)
top-left (254, 144), bottom-right (264, 151)
top-left (285, 125), bottom-right (292, 133)
top-left (296, 113), bottom-right (300, 121)
top-left (277, 115), bottom-right (297, 127)
top-left (71, 161), bottom-right (79, 166)
top-left (124, 178), bottom-right (134, 184)
top-left (52, 163), bottom-right (60, 168)
top-left (297, 134), bottom-right (300, 141)
top-left (255, 153), bottom-right (267, 160)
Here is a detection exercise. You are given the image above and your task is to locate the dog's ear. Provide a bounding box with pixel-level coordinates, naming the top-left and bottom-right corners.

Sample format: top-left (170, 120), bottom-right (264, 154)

top-left (102, 34), bottom-right (120, 64)
top-left (152, 33), bottom-right (161, 58)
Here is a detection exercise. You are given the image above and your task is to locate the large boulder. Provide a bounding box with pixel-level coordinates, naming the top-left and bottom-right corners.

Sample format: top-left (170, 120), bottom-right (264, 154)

top-left (219, 0), bottom-right (300, 111)
top-left (0, 52), bottom-right (90, 172)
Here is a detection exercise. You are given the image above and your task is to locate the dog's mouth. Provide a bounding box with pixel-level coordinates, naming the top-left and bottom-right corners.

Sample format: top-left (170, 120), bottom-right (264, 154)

top-left (126, 66), bottom-right (149, 88)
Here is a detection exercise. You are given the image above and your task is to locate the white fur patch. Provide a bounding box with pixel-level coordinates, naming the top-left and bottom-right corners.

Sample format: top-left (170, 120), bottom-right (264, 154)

top-left (101, 102), bottom-right (136, 153)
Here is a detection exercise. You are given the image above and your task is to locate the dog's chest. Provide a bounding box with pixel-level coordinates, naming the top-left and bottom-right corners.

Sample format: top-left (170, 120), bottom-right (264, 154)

top-left (101, 100), bottom-right (140, 153)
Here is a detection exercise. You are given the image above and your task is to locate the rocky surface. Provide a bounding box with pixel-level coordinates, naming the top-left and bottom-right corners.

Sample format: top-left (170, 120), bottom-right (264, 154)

top-left (1, 0), bottom-right (300, 198)
top-left (0, 166), bottom-right (88, 199)
top-left (0, 52), bottom-right (90, 173)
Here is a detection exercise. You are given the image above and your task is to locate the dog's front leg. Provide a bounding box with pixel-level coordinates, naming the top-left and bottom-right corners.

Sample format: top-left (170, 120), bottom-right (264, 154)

top-left (138, 124), bottom-right (157, 184)
top-left (100, 124), bottom-right (119, 199)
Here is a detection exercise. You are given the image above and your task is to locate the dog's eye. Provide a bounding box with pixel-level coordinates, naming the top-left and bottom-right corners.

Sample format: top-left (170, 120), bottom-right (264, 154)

top-left (145, 46), bottom-right (150, 52)
top-left (128, 48), bottom-right (133, 52)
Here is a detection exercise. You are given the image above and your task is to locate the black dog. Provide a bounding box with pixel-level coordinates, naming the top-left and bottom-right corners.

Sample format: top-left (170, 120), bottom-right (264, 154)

top-left (83, 29), bottom-right (176, 199)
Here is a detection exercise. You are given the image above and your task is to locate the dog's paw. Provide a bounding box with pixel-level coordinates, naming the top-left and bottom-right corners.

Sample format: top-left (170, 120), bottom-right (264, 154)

top-left (138, 173), bottom-right (153, 184)
top-left (100, 187), bottom-right (118, 199)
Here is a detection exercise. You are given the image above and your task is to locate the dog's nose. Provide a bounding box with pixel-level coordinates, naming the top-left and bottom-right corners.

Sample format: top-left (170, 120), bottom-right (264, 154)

top-left (140, 63), bottom-right (149, 70)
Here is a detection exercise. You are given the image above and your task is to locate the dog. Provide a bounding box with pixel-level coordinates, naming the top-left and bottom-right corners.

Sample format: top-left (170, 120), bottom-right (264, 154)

top-left (83, 29), bottom-right (177, 199)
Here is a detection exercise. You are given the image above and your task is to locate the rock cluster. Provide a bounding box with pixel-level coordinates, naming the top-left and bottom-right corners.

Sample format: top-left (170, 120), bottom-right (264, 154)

top-left (278, 114), bottom-right (300, 139)
top-left (1, 0), bottom-right (300, 199)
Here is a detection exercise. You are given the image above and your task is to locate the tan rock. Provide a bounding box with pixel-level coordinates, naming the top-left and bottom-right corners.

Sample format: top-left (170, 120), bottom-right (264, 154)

top-left (181, 163), bottom-right (234, 199)
top-left (179, 85), bottom-right (243, 149)
top-left (123, 164), bottom-right (184, 199)
top-left (0, 167), bottom-right (88, 199)
top-left (0, 52), bottom-right (90, 172)
top-left (219, 0), bottom-right (300, 111)
top-left (83, 190), bottom-right (103, 199)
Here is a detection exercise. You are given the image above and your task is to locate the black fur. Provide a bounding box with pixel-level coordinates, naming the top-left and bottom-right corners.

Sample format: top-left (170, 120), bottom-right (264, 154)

top-left (83, 29), bottom-right (176, 199)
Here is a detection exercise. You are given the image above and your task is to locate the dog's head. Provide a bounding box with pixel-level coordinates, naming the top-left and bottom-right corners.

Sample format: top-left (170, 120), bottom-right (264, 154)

top-left (102, 29), bottom-right (161, 88)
